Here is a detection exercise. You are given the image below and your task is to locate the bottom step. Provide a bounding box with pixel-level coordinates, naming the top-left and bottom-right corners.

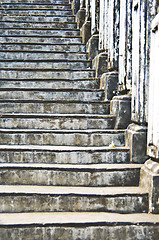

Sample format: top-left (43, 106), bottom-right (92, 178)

top-left (0, 212), bottom-right (158, 240)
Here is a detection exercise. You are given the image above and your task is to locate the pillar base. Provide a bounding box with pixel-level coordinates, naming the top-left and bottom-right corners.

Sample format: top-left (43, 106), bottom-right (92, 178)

top-left (100, 71), bottom-right (118, 100)
top-left (110, 95), bottom-right (131, 129)
top-left (81, 20), bottom-right (91, 44)
top-left (125, 123), bottom-right (148, 163)
top-left (140, 159), bottom-right (159, 213)
top-left (92, 52), bottom-right (108, 78)
top-left (75, 8), bottom-right (86, 29)
top-left (86, 34), bottom-right (99, 61)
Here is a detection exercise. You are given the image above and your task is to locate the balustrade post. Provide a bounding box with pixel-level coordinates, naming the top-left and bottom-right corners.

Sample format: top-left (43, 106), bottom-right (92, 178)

top-left (76, 0), bottom-right (86, 29)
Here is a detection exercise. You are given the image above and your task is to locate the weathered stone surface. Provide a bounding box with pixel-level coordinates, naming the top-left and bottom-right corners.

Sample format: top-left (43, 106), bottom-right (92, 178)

top-left (100, 71), bottom-right (118, 100)
top-left (0, 163), bottom-right (141, 186)
top-left (81, 20), bottom-right (91, 44)
top-left (0, 101), bottom-right (110, 115)
top-left (125, 123), bottom-right (148, 163)
top-left (0, 212), bottom-right (159, 240)
top-left (0, 43), bottom-right (86, 52)
top-left (76, 8), bottom-right (86, 29)
top-left (92, 52), bottom-right (108, 77)
top-left (110, 95), bottom-right (131, 129)
top-left (0, 129), bottom-right (124, 146)
top-left (0, 146), bottom-right (130, 164)
top-left (0, 185), bottom-right (148, 213)
top-left (140, 159), bottom-right (159, 213)
top-left (86, 34), bottom-right (99, 61)
top-left (0, 114), bottom-right (115, 130)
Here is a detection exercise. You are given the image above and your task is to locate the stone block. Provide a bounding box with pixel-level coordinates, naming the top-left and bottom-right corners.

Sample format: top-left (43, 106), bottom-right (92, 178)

top-left (81, 20), bottom-right (91, 44)
top-left (86, 34), bottom-right (99, 61)
top-left (110, 95), bottom-right (131, 129)
top-left (140, 159), bottom-right (159, 213)
top-left (92, 52), bottom-right (108, 77)
top-left (100, 71), bottom-right (118, 100)
top-left (75, 8), bottom-right (86, 29)
top-left (125, 123), bottom-right (148, 163)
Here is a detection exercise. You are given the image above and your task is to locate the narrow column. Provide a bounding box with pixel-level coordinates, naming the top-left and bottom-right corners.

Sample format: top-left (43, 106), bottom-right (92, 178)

top-left (87, 0), bottom-right (100, 60)
top-left (118, 0), bottom-right (132, 92)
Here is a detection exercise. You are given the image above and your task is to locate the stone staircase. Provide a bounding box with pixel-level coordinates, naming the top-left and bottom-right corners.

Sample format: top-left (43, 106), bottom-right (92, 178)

top-left (0, 0), bottom-right (159, 239)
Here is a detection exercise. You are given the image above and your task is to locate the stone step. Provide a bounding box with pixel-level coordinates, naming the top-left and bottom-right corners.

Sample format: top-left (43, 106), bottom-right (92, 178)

top-left (0, 129), bottom-right (125, 146)
top-left (0, 43), bottom-right (86, 52)
top-left (0, 101), bottom-right (110, 114)
top-left (0, 69), bottom-right (94, 80)
top-left (0, 60), bottom-right (91, 70)
top-left (0, 163), bottom-right (142, 187)
top-left (1, 0), bottom-right (69, 3)
top-left (0, 9), bottom-right (72, 16)
top-left (0, 114), bottom-right (115, 130)
top-left (1, 3), bottom-right (71, 10)
top-left (0, 89), bottom-right (103, 101)
top-left (0, 79), bottom-right (99, 89)
top-left (0, 145), bottom-right (130, 164)
top-left (0, 36), bottom-right (82, 44)
top-left (0, 51), bottom-right (87, 61)
top-left (0, 28), bottom-right (80, 37)
top-left (0, 212), bottom-right (158, 239)
top-left (0, 15), bottom-right (75, 23)
top-left (0, 185), bottom-right (148, 213)
top-left (0, 21), bottom-right (77, 29)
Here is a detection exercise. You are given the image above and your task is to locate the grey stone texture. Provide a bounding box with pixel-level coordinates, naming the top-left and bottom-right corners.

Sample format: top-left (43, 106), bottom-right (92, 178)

top-left (92, 52), bottom-right (108, 77)
top-left (110, 95), bottom-right (131, 129)
top-left (100, 71), bottom-right (118, 100)
top-left (125, 123), bottom-right (148, 163)
top-left (86, 34), bottom-right (99, 61)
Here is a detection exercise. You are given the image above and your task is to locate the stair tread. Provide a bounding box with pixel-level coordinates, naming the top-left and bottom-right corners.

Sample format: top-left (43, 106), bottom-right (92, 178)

top-left (0, 185), bottom-right (148, 195)
top-left (0, 163), bottom-right (143, 170)
top-left (0, 212), bottom-right (158, 226)
top-left (0, 145), bottom-right (129, 151)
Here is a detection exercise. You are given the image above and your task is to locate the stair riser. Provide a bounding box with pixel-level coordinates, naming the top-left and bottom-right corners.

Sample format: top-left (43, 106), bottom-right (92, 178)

top-left (0, 52), bottom-right (87, 61)
top-left (0, 61), bottom-right (91, 70)
top-left (0, 70), bottom-right (94, 80)
top-left (0, 225), bottom-right (157, 240)
top-left (0, 15), bottom-right (75, 22)
top-left (0, 90), bottom-right (103, 101)
top-left (1, 4), bottom-right (71, 10)
top-left (0, 43), bottom-right (86, 52)
top-left (0, 22), bottom-right (76, 29)
top-left (1, 9), bottom-right (72, 16)
top-left (0, 117), bottom-right (115, 130)
top-left (0, 102), bottom-right (110, 115)
top-left (0, 79), bottom-right (99, 89)
top-left (0, 132), bottom-right (123, 146)
top-left (0, 36), bottom-right (82, 44)
top-left (0, 150), bottom-right (129, 164)
top-left (0, 194), bottom-right (148, 213)
top-left (0, 169), bottom-right (140, 187)
top-left (0, 29), bottom-right (80, 37)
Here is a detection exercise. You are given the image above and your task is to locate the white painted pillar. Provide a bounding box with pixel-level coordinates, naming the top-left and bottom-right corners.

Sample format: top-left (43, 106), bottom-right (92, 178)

top-left (118, 0), bottom-right (132, 92)
top-left (99, 0), bottom-right (106, 51)
top-left (147, 13), bottom-right (159, 159)
top-left (91, 0), bottom-right (100, 34)
top-left (132, 0), bottom-right (156, 124)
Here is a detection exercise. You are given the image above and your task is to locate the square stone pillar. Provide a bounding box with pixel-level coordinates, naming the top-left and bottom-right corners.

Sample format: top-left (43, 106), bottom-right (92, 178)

top-left (75, 0), bottom-right (86, 29)
top-left (81, 0), bottom-right (91, 44)
top-left (100, 71), bottom-right (118, 100)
